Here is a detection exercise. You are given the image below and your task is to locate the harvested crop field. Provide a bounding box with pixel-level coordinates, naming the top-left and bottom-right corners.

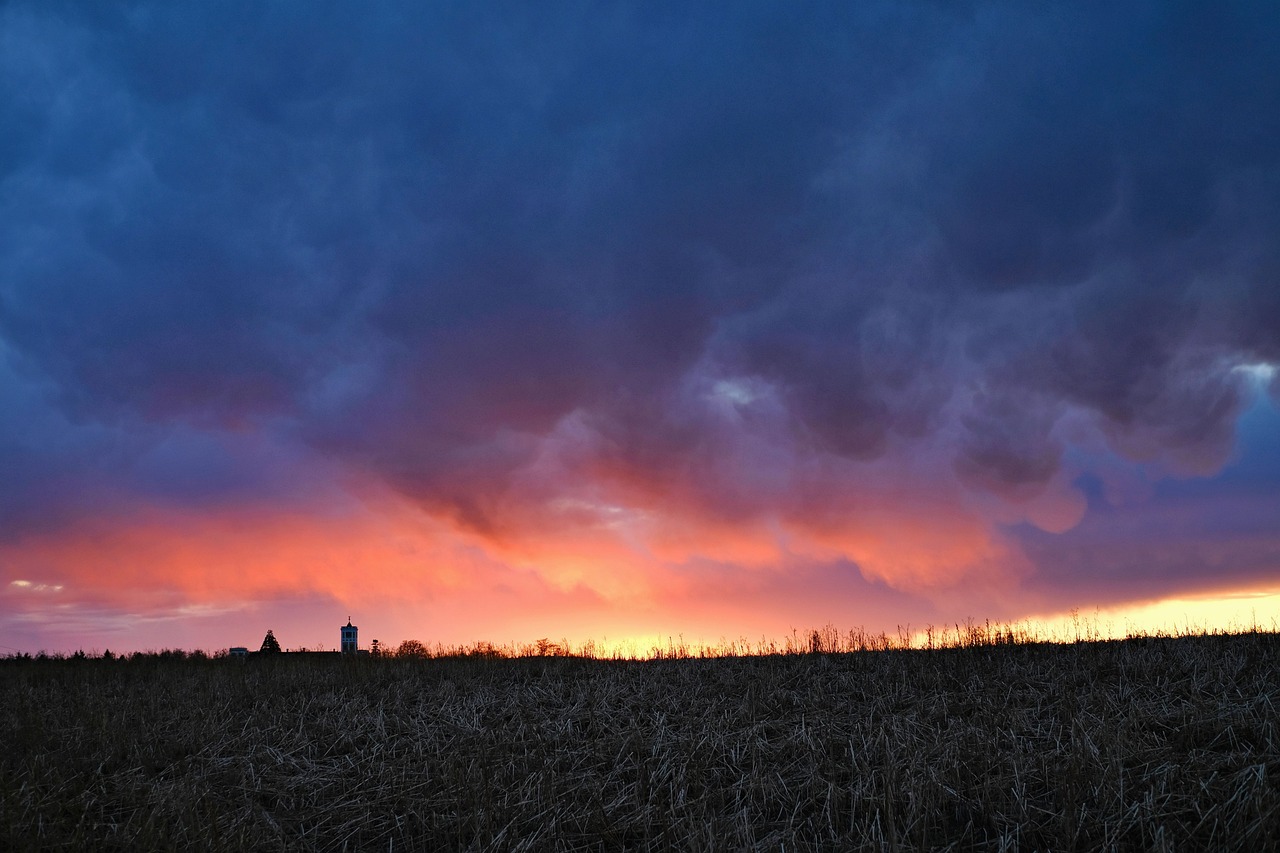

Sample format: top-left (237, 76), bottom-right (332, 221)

top-left (4, 632), bottom-right (1279, 851)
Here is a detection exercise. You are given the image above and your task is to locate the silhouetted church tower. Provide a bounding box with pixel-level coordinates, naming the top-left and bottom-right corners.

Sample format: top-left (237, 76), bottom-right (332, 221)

top-left (341, 619), bottom-right (358, 654)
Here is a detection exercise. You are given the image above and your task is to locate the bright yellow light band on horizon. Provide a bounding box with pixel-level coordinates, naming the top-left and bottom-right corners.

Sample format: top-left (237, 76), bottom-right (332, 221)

top-left (1029, 586), bottom-right (1280, 643)
top-left (592, 586), bottom-right (1280, 658)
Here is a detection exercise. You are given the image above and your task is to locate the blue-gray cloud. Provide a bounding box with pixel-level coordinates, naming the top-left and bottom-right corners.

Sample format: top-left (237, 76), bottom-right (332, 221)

top-left (1, 0), bottom-right (1278, 569)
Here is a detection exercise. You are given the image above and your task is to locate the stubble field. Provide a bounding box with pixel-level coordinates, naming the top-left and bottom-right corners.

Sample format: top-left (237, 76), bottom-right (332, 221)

top-left (3, 631), bottom-right (1278, 851)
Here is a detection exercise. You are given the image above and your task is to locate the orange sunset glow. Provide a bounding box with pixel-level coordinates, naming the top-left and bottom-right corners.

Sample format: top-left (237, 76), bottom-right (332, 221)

top-left (2, 3), bottom-right (1279, 658)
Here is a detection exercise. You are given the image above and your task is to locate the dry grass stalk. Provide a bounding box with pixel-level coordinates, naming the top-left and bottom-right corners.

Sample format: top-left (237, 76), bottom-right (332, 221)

top-left (2, 631), bottom-right (1278, 850)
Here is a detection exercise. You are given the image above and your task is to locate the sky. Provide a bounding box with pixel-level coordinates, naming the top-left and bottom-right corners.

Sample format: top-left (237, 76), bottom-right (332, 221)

top-left (2, 2), bottom-right (1279, 655)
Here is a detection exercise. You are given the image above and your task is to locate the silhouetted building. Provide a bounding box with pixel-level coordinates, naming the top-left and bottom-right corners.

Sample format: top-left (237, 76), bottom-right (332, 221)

top-left (341, 619), bottom-right (358, 654)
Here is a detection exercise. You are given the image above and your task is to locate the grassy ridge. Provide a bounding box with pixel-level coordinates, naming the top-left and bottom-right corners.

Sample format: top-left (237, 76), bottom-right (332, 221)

top-left (3, 632), bottom-right (1279, 851)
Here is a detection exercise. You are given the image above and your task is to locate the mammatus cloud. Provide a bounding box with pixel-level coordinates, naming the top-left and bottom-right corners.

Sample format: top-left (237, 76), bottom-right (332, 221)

top-left (1, 2), bottom-right (1278, 649)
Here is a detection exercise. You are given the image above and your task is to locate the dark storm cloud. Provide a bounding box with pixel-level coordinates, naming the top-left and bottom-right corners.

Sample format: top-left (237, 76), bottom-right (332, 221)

top-left (1, 0), bottom-right (1278, 545)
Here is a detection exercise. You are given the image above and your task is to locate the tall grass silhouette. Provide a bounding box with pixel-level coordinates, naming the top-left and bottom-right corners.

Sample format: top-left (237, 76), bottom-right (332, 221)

top-left (3, 625), bottom-right (1278, 850)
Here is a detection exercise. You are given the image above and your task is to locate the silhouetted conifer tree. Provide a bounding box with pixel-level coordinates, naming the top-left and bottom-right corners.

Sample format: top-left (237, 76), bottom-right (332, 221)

top-left (260, 629), bottom-right (282, 654)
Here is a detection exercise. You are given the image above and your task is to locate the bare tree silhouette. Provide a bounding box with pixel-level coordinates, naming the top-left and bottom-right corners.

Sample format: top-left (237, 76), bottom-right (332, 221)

top-left (395, 639), bottom-right (428, 658)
